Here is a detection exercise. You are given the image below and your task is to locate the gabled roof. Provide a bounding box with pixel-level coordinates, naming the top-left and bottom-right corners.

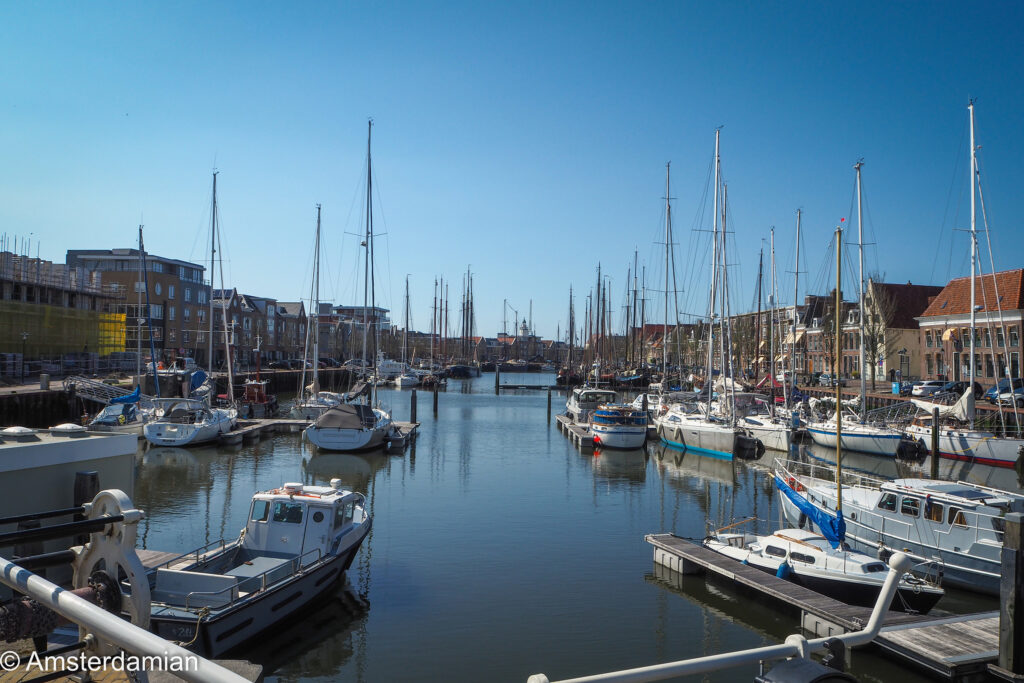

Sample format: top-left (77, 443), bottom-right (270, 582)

top-left (277, 301), bottom-right (306, 317)
top-left (869, 281), bottom-right (944, 328)
top-left (919, 269), bottom-right (1024, 318)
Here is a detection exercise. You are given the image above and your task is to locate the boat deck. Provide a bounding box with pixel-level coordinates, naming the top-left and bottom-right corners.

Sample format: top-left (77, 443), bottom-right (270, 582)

top-left (220, 418), bottom-right (420, 446)
top-left (646, 533), bottom-right (999, 682)
top-left (555, 413), bottom-right (655, 451)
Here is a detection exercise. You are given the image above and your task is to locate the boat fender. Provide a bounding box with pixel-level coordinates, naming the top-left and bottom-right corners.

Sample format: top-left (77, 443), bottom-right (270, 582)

top-left (797, 512), bottom-right (807, 529)
top-left (776, 562), bottom-right (791, 579)
top-left (877, 546), bottom-right (892, 563)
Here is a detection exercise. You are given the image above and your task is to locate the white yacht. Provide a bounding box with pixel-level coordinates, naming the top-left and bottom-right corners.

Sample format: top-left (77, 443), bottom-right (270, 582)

top-left (590, 404), bottom-right (648, 450)
top-left (565, 387), bottom-right (618, 425)
top-left (143, 398), bottom-right (237, 447)
top-left (305, 402), bottom-right (394, 452)
top-left (805, 408), bottom-right (907, 457)
top-left (775, 457), bottom-right (1024, 595)
top-left (147, 480), bottom-right (370, 656)
top-left (704, 527), bottom-right (943, 613)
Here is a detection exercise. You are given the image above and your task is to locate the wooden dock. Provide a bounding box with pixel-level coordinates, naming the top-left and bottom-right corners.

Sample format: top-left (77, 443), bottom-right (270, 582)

top-left (646, 533), bottom-right (1000, 681)
top-left (555, 413), bottom-right (594, 451)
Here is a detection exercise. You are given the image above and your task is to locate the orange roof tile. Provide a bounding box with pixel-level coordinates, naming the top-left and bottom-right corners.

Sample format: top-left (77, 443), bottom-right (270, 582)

top-left (920, 269), bottom-right (1024, 317)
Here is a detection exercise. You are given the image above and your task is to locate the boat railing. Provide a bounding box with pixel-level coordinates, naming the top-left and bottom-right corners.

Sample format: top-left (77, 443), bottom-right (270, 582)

top-left (152, 537), bottom-right (231, 572)
top-left (183, 547), bottom-right (324, 609)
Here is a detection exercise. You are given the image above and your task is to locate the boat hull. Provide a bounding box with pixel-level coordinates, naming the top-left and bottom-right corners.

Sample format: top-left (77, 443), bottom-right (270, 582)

top-left (143, 411), bottom-right (235, 447)
top-left (806, 424), bottom-right (902, 457)
top-left (150, 521), bottom-right (370, 657)
top-left (590, 424), bottom-right (646, 449)
top-left (903, 423), bottom-right (1024, 468)
top-left (305, 425), bottom-right (389, 451)
top-left (656, 418), bottom-right (736, 460)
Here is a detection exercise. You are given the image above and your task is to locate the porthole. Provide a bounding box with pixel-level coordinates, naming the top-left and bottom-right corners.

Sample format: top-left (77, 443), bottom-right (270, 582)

top-left (312, 511), bottom-right (325, 523)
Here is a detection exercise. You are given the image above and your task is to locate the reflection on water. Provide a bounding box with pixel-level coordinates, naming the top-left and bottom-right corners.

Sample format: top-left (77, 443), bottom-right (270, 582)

top-left (129, 374), bottom-right (992, 682)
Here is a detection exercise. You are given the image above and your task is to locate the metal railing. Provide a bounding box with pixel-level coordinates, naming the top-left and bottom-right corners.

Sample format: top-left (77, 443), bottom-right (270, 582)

top-left (0, 554), bottom-right (248, 683)
top-left (179, 548), bottom-right (325, 609)
top-left (527, 553), bottom-right (914, 683)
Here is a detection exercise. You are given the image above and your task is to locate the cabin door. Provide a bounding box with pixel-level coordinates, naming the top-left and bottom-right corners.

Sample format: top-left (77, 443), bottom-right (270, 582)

top-left (301, 505), bottom-right (333, 565)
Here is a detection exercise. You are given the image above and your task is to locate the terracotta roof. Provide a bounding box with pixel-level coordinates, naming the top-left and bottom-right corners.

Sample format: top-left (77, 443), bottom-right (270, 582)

top-left (869, 281), bottom-right (944, 328)
top-left (919, 269), bottom-right (1024, 318)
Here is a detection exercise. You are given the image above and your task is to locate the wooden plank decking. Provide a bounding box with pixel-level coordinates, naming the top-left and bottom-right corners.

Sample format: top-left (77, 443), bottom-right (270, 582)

top-left (646, 533), bottom-right (1000, 681)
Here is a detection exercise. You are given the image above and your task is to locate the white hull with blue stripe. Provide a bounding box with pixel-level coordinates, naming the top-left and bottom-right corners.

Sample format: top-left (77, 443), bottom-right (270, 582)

top-left (806, 418), bottom-right (903, 457)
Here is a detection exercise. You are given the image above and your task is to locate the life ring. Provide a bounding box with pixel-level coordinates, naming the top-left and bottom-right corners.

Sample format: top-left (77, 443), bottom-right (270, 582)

top-left (117, 415), bottom-right (126, 425)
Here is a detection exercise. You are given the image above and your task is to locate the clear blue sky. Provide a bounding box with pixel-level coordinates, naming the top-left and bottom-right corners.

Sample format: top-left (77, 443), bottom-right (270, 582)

top-left (2, 2), bottom-right (1022, 341)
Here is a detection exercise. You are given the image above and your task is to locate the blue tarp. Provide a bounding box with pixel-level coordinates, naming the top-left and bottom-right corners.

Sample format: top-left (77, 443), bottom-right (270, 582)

top-left (189, 370), bottom-right (208, 395)
top-left (774, 474), bottom-right (846, 548)
top-left (110, 386), bottom-right (141, 404)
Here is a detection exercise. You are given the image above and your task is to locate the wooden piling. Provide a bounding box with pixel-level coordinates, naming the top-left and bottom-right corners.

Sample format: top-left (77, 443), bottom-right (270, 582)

top-left (547, 388), bottom-right (552, 422)
top-left (433, 384), bottom-right (439, 415)
top-left (495, 366), bottom-right (500, 394)
top-left (931, 408), bottom-right (940, 480)
top-left (998, 512), bottom-right (1024, 675)
top-left (410, 389), bottom-right (417, 423)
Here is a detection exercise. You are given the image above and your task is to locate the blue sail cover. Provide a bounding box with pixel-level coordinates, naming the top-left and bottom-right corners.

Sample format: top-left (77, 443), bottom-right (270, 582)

top-left (189, 370), bottom-right (209, 395)
top-left (774, 474), bottom-right (846, 548)
top-left (110, 386), bottom-right (141, 404)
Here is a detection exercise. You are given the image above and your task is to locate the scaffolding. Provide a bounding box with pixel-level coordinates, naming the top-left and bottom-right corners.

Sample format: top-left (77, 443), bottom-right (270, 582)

top-left (0, 301), bottom-right (125, 358)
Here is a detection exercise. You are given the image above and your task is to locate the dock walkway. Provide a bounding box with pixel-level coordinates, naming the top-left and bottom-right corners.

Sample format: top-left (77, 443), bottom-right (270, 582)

top-left (219, 417), bottom-right (419, 447)
top-left (646, 533), bottom-right (999, 682)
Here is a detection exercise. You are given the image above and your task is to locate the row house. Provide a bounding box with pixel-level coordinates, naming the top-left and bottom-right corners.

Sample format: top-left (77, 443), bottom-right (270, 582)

top-left (916, 269), bottom-right (1024, 382)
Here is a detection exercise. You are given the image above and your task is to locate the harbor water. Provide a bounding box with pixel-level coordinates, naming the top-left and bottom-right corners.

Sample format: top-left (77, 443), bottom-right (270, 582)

top-left (131, 373), bottom-right (1000, 682)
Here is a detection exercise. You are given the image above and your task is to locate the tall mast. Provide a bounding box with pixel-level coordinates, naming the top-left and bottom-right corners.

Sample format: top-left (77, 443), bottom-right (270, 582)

top-left (208, 171), bottom-right (217, 370)
top-left (855, 160), bottom-right (867, 420)
top-left (361, 120), bottom-right (371, 392)
top-left (705, 130), bottom-right (720, 417)
top-left (755, 246), bottom-right (763, 382)
top-left (139, 226), bottom-right (160, 398)
top-left (136, 227), bottom-right (143, 380)
top-left (663, 162), bottom-right (671, 389)
top-left (968, 100), bottom-right (978, 428)
top-left (835, 227), bottom-right (843, 513)
top-left (312, 205), bottom-right (321, 395)
top-left (631, 250), bottom-right (638, 366)
top-left (403, 275), bottom-right (410, 366)
top-left (791, 209), bottom-right (801, 396)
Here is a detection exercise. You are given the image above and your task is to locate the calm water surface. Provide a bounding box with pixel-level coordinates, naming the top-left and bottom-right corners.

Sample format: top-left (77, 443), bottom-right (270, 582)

top-left (132, 373), bottom-right (1002, 682)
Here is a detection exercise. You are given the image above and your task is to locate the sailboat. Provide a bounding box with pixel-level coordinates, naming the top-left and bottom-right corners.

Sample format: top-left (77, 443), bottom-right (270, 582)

top-left (395, 276), bottom-right (419, 388)
top-left (305, 120), bottom-right (396, 452)
top-left (803, 162), bottom-right (908, 457)
top-left (900, 101), bottom-right (1024, 467)
top-left (144, 172), bottom-right (236, 446)
top-left (773, 226), bottom-right (996, 595)
top-left (654, 136), bottom-right (761, 460)
top-left (291, 206), bottom-right (341, 419)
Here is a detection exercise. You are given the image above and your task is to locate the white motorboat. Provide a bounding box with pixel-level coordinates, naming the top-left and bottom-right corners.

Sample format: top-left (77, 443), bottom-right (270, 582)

top-left (590, 404), bottom-right (647, 449)
top-left (739, 414), bottom-right (792, 452)
top-left (704, 527), bottom-right (943, 613)
top-left (146, 480), bottom-right (370, 656)
top-left (395, 374), bottom-right (419, 389)
top-left (305, 402), bottom-right (394, 452)
top-left (805, 410), bottom-right (907, 457)
top-left (565, 387), bottom-right (618, 425)
top-left (143, 398), bottom-right (237, 447)
top-left (775, 457), bottom-right (1024, 595)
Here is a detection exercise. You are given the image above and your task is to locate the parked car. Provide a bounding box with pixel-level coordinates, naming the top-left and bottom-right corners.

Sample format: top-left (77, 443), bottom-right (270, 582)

top-left (818, 373), bottom-right (846, 387)
top-left (934, 380), bottom-right (984, 400)
top-left (911, 380), bottom-right (947, 397)
top-left (319, 357), bottom-right (340, 368)
top-left (994, 379), bottom-right (1024, 407)
top-left (898, 381), bottom-right (916, 396)
top-left (266, 360), bottom-right (289, 370)
top-left (985, 378), bottom-right (1024, 404)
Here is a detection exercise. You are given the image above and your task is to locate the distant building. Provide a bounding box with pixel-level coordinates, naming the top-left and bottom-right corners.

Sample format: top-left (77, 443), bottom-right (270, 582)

top-left (68, 248), bottom-right (209, 365)
top-left (916, 269), bottom-right (1024, 382)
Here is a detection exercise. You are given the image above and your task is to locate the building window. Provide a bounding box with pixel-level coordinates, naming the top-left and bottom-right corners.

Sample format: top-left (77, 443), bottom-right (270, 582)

top-left (184, 288), bottom-right (191, 302)
top-left (998, 328), bottom-right (1006, 347)
top-left (1011, 326), bottom-right (1020, 348)
top-left (152, 262), bottom-right (163, 273)
top-left (168, 285), bottom-right (175, 299)
top-left (183, 308), bottom-right (191, 322)
top-left (151, 304), bottom-right (163, 318)
top-left (925, 332), bottom-right (933, 348)
top-left (1013, 352), bottom-right (1020, 377)
top-left (926, 355), bottom-right (934, 376)
top-left (183, 331), bottom-right (190, 343)
top-left (179, 266), bottom-right (185, 279)
top-left (984, 329), bottom-right (992, 348)
top-left (168, 306), bottom-right (175, 321)
top-left (154, 282), bottom-right (162, 295)
top-left (985, 354), bottom-right (994, 378)
top-left (168, 329), bottom-right (176, 343)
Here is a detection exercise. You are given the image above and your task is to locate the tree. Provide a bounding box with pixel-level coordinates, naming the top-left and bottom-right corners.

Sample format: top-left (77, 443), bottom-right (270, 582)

top-left (862, 279), bottom-right (897, 390)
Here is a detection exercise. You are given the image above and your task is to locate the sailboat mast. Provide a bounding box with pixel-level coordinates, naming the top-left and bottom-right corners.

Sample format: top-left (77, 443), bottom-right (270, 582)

top-left (855, 161), bottom-right (867, 420)
top-left (208, 172), bottom-right (217, 370)
top-left (969, 100), bottom-right (978, 426)
top-left (755, 247), bottom-right (763, 383)
top-left (663, 162), bottom-right (671, 388)
top-left (403, 275), bottom-right (410, 366)
top-left (706, 130), bottom-right (720, 415)
top-left (835, 227), bottom-right (843, 513)
top-left (768, 232), bottom-right (774, 406)
top-left (136, 227), bottom-right (143, 380)
top-left (792, 209), bottom-right (801, 396)
top-left (312, 205), bottom-right (321, 394)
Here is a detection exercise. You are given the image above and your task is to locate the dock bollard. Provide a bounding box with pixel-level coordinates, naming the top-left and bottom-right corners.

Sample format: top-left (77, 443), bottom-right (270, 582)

top-left (495, 366), bottom-right (500, 394)
top-left (999, 512), bottom-right (1024, 675)
top-left (930, 407), bottom-right (939, 479)
top-left (547, 387), bottom-right (552, 422)
top-left (410, 389), bottom-right (417, 423)
top-left (433, 383), bottom-right (438, 415)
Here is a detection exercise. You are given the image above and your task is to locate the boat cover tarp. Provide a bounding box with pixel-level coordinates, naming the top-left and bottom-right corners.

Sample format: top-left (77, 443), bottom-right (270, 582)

top-left (111, 386), bottom-right (141, 404)
top-left (347, 382), bottom-right (369, 401)
top-left (314, 403), bottom-right (376, 429)
top-left (912, 390), bottom-right (974, 421)
top-left (774, 474), bottom-right (846, 548)
top-left (756, 375), bottom-right (783, 389)
top-left (189, 370), bottom-right (209, 395)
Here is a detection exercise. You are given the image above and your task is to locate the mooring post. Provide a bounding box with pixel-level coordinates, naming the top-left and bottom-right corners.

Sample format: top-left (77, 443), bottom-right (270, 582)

top-left (495, 365), bottom-right (500, 395)
top-left (433, 383), bottom-right (438, 415)
top-left (999, 512), bottom-right (1024, 676)
top-left (931, 407), bottom-right (940, 479)
top-left (73, 471), bottom-right (100, 546)
top-left (410, 389), bottom-right (417, 423)
top-left (547, 387), bottom-right (552, 422)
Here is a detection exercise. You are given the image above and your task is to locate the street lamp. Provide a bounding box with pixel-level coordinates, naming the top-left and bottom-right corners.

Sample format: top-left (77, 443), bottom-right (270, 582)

top-left (20, 331), bottom-right (29, 384)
